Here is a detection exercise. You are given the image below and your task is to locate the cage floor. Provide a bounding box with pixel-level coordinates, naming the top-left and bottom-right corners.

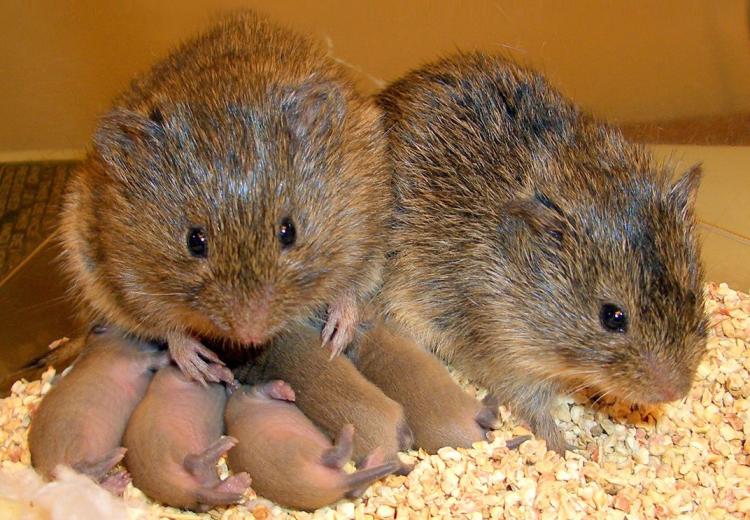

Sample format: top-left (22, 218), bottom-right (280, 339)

top-left (0, 161), bottom-right (74, 281)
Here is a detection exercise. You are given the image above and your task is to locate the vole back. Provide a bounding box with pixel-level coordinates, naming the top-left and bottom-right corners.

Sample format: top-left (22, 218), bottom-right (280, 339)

top-left (60, 11), bottom-right (390, 382)
top-left (377, 52), bottom-right (707, 453)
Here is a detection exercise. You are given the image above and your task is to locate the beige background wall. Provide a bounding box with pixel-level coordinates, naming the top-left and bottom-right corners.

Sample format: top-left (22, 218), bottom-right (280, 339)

top-left (0, 1), bottom-right (748, 288)
top-left (1, 0), bottom-right (750, 154)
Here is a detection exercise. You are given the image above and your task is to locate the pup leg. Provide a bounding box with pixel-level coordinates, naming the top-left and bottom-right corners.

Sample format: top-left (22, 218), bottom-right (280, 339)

top-left (69, 447), bottom-right (127, 481)
top-left (253, 324), bottom-right (413, 462)
top-left (353, 321), bottom-right (499, 453)
top-left (195, 472), bottom-right (252, 510)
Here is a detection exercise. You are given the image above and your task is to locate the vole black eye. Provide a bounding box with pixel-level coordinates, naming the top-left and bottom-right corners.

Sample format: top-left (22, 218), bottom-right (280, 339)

top-left (278, 218), bottom-right (296, 248)
top-left (600, 303), bottom-right (627, 333)
top-left (187, 227), bottom-right (208, 258)
top-left (148, 107), bottom-right (164, 125)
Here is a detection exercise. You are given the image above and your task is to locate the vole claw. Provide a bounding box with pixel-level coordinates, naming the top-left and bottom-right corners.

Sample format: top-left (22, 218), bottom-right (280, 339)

top-left (322, 293), bottom-right (359, 358)
top-left (168, 335), bottom-right (234, 386)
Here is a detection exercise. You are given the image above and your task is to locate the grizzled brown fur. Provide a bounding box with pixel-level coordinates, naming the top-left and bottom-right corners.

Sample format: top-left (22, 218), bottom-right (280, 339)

top-left (377, 52), bottom-right (707, 453)
top-left (59, 12), bottom-right (390, 382)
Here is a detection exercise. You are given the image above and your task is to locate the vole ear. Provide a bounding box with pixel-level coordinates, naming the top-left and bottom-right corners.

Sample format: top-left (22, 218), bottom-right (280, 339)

top-left (669, 164), bottom-right (702, 216)
top-left (504, 193), bottom-right (565, 244)
top-left (93, 107), bottom-right (165, 171)
top-left (281, 75), bottom-right (346, 142)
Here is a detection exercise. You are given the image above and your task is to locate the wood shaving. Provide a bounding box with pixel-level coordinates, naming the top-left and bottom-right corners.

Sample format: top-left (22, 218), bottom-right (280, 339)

top-left (1, 282), bottom-right (748, 519)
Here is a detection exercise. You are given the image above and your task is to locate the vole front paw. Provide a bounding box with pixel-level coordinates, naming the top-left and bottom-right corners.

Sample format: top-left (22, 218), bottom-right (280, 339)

top-left (322, 292), bottom-right (359, 358)
top-left (528, 412), bottom-right (570, 456)
top-left (167, 334), bottom-right (234, 386)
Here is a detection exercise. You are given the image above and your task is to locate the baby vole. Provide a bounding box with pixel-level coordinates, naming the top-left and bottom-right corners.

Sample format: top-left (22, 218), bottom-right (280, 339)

top-left (60, 11), bottom-right (390, 384)
top-left (239, 323), bottom-right (414, 462)
top-left (225, 381), bottom-right (400, 511)
top-left (377, 53), bottom-right (707, 453)
top-left (29, 326), bottom-right (167, 487)
top-left (123, 366), bottom-right (251, 511)
top-left (352, 321), bottom-right (500, 453)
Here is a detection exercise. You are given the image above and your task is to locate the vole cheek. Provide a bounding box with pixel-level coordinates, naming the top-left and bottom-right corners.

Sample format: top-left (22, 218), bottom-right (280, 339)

top-left (174, 306), bottom-right (227, 336)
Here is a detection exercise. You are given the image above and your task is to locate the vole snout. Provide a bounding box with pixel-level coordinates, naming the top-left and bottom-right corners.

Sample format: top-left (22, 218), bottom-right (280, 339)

top-left (229, 286), bottom-right (275, 344)
top-left (636, 352), bottom-right (694, 403)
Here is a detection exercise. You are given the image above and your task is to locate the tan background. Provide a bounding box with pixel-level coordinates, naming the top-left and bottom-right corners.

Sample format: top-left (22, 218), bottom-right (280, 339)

top-left (2, 0), bottom-right (750, 153)
top-left (0, 0), bottom-right (748, 288)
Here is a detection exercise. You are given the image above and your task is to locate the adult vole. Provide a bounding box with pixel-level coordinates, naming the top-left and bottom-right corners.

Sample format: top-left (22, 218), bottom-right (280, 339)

top-left (60, 11), bottom-right (389, 384)
top-left (376, 52), bottom-right (707, 453)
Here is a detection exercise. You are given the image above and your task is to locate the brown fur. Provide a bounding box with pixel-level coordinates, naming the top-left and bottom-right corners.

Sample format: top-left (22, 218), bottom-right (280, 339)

top-left (123, 366), bottom-right (250, 511)
top-left (376, 53), bottom-right (707, 453)
top-left (29, 327), bottom-right (167, 482)
top-left (352, 321), bottom-right (499, 453)
top-left (59, 10), bottom-right (390, 382)
top-left (238, 323), bottom-right (413, 462)
top-left (225, 381), bottom-right (400, 511)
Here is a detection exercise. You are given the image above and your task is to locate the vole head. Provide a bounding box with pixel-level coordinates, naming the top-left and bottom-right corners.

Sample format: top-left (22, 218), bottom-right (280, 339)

top-left (79, 78), bottom-right (383, 346)
top-left (497, 158), bottom-right (707, 405)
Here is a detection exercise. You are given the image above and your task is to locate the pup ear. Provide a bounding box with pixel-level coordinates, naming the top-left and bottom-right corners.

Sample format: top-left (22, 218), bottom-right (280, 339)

top-left (669, 163), bottom-right (702, 217)
top-left (281, 75), bottom-right (347, 143)
top-left (504, 193), bottom-right (565, 244)
top-left (93, 107), bottom-right (165, 172)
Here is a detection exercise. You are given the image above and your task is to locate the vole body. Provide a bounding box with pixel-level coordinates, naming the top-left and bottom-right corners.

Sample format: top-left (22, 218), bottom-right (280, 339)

top-left (225, 381), bottom-right (401, 511)
top-left (123, 366), bottom-right (250, 511)
top-left (238, 323), bottom-right (414, 463)
top-left (29, 327), bottom-right (167, 485)
top-left (60, 11), bottom-right (390, 383)
top-left (352, 320), bottom-right (500, 452)
top-left (377, 53), bottom-right (707, 453)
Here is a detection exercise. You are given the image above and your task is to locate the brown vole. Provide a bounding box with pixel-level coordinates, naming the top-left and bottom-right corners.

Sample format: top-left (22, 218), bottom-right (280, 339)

top-left (376, 53), bottom-right (707, 454)
top-left (28, 326), bottom-right (168, 487)
top-left (123, 365), bottom-right (251, 511)
top-left (59, 11), bottom-right (390, 384)
top-left (225, 380), bottom-right (400, 511)
top-left (237, 323), bottom-right (414, 463)
top-left (352, 320), bottom-right (501, 453)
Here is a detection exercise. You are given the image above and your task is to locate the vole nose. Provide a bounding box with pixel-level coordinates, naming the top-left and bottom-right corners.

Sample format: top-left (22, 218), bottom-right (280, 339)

top-left (642, 353), bottom-right (691, 403)
top-left (232, 286), bottom-right (273, 345)
top-left (234, 323), bottom-right (267, 345)
top-left (233, 306), bottom-right (269, 344)
top-left (653, 384), bottom-right (681, 402)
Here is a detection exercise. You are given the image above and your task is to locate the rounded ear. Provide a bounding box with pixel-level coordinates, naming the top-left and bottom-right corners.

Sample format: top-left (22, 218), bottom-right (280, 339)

top-left (280, 75), bottom-right (347, 142)
top-left (669, 163), bottom-right (702, 216)
top-left (503, 193), bottom-right (566, 244)
top-left (93, 107), bottom-right (165, 173)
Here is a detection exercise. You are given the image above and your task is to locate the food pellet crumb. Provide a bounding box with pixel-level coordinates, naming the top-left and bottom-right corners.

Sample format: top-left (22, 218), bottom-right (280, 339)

top-left (1, 282), bottom-right (748, 518)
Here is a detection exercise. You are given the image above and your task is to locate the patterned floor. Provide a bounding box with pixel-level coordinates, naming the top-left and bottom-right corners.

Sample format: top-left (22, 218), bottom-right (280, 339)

top-left (0, 162), bottom-right (76, 281)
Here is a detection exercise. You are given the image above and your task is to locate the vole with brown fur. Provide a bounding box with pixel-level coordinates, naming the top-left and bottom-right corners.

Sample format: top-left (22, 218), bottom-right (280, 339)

top-left (29, 326), bottom-right (168, 487)
top-left (237, 322), bottom-right (414, 463)
top-left (225, 380), bottom-right (400, 511)
top-left (123, 365), bottom-right (251, 511)
top-left (376, 52), bottom-right (707, 454)
top-left (59, 10), bottom-right (390, 384)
